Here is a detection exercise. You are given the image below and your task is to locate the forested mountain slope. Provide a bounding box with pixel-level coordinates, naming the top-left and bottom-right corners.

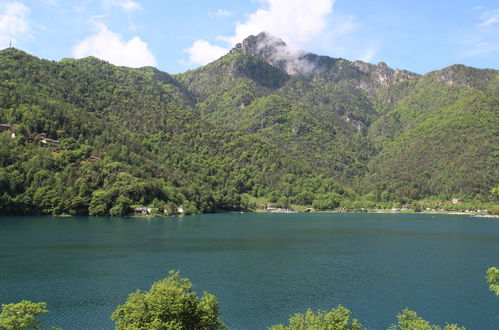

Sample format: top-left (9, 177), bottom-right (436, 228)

top-left (178, 32), bottom-right (498, 200)
top-left (0, 48), bottom-right (334, 215)
top-left (0, 32), bottom-right (497, 215)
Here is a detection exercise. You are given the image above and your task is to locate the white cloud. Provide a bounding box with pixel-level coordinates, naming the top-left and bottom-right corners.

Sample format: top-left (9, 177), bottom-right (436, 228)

top-left (0, 2), bottom-right (31, 46)
top-left (187, 0), bottom-right (335, 66)
top-left (209, 9), bottom-right (233, 18)
top-left (186, 0), bottom-right (380, 67)
top-left (73, 23), bottom-right (156, 67)
top-left (221, 0), bottom-right (334, 46)
top-left (186, 40), bottom-right (229, 66)
top-left (102, 0), bottom-right (142, 12)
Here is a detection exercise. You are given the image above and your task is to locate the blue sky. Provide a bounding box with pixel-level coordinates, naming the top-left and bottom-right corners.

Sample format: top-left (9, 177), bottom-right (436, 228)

top-left (1, 0), bottom-right (498, 74)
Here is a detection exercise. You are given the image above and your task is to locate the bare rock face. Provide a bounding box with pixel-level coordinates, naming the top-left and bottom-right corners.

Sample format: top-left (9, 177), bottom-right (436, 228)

top-left (374, 62), bottom-right (419, 86)
top-left (354, 60), bottom-right (419, 91)
top-left (435, 65), bottom-right (468, 86)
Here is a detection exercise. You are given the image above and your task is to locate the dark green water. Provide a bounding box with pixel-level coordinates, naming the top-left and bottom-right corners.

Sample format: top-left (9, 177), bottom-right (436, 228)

top-left (0, 213), bottom-right (498, 329)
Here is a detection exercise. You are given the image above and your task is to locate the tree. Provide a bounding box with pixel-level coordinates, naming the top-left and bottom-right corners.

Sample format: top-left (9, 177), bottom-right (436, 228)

top-left (0, 300), bottom-right (48, 330)
top-left (89, 189), bottom-right (117, 216)
top-left (486, 267), bottom-right (499, 295)
top-left (109, 196), bottom-right (132, 217)
top-left (388, 308), bottom-right (464, 330)
top-left (111, 270), bottom-right (226, 330)
top-left (269, 305), bottom-right (362, 330)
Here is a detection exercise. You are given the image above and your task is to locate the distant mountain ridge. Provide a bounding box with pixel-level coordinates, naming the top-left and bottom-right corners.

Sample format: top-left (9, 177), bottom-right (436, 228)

top-left (0, 33), bottom-right (497, 215)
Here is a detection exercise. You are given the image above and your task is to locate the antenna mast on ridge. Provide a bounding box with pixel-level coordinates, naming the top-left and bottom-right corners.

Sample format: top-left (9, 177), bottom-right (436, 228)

top-left (9, 38), bottom-right (12, 48)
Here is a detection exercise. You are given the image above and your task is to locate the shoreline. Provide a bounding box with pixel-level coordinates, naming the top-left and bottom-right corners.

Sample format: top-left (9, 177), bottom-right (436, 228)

top-left (8, 209), bottom-right (497, 219)
top-left (256, 208), bottom-right (499, 218)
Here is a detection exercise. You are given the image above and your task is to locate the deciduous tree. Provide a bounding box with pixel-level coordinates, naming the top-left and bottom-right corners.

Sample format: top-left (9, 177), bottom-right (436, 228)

top-left (111, 271), bottom-right (226, 330)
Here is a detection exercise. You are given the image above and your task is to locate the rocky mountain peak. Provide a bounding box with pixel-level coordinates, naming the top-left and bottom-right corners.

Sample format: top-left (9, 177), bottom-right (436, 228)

top-left (231, 31), bottom-right (287, 59)
top-left (231, 32), bottom-right (313, 75)
top-left (230, 32), bottom-right (419, 86)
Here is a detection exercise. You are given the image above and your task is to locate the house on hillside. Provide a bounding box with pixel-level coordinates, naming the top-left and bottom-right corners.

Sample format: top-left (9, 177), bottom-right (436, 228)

top-left (0, 124), bottom-right (13, 132)
top-left (41, 137), bottom-right (60, 146)
top-left (87, 156), bottom-right (100, 163)
top-left (133, 207), bottom-right (152, 215)
top-left (0, 124), bottom-right (17, 138)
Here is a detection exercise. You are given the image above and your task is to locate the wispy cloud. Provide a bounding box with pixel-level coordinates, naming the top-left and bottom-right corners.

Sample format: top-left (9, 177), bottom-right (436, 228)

top-left (101, 0), bottom-right (142, 12)
top-left (0, 2), bottom-right (31, 46)
top-left (209, 9), bottom-right (233, 18)
top-left (73, 22), bottom-right (156, 67)
top-left (360, 44), bottom-right (379, 63)
top-left (461, 7), bottom-right (499, 58)
top-left (34, 0), bottom-right (58, 7)
top-left (478, 8), bottom-right (499, 27)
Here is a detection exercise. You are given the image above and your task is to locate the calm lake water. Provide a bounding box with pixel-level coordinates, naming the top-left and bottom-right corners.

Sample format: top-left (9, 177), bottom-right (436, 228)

top-left (0, 213), bottom-right (498, 329)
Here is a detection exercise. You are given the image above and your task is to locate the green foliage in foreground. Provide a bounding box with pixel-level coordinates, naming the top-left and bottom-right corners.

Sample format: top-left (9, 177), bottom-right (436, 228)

top-left (111, 270), bottom-right (226, 330)
top-left (388, 309), bottom-right (464, 330)
top-left (0, 300), bottom-right (50, 330)
top-left (268, 306), bottom-right (362, 330)
top-left (10, 266), bottom-right (499, 329)
top-left (269, 306), bottom-right (465, 330)
top-left (487, 267), bottom-right (499, 295)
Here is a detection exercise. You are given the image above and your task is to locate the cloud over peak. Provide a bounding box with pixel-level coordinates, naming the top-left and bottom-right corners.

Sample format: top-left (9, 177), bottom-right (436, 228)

top-left (187, 0), bottom-right (335, 66)
top-left (223, 0), bottom-right (334, 47)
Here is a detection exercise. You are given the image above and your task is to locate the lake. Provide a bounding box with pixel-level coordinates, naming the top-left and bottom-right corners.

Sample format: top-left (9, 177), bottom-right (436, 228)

top-left (0, 213), bottom-right (498, 329)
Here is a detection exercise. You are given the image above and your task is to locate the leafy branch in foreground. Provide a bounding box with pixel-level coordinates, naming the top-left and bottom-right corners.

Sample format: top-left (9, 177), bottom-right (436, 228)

top-left (487, 267), bottom-right (499, 295)
top-left (0, 300), bottom-right (59, 330)
top-left (388, 308), bottom-right (464, 330)
top-left (269, 306), bottom-right (465, 330)
top-left (268, 305), bottom-right (362, 330)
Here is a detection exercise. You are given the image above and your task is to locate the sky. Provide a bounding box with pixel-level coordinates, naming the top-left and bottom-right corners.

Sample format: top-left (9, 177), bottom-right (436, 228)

top-left (1, 0), bottom-right (498, 74)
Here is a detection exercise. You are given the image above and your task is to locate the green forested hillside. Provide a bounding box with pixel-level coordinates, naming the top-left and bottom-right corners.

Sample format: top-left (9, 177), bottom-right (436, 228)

top-left (367, 74), bottom-right (498, 199)
top-left (0, 48), bottom-right (340, 215)
top-left (0, 32), bottom-right (497, 216)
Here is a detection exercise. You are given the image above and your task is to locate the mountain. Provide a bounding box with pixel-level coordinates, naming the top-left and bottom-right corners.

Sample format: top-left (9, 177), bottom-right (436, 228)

top-left (0, 32), bottom-right (497, 215)
top-left (179, 32), bottom-right (497, 199)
